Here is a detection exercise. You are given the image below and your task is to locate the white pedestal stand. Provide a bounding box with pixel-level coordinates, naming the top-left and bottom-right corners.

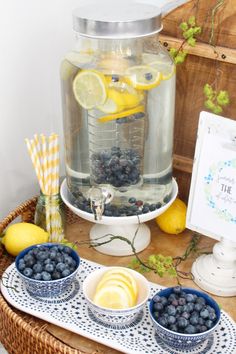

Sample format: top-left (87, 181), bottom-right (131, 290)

top-left (192, 238), bottom-right (236, 297)
top-left (61, 178), bottom-right (178, 256)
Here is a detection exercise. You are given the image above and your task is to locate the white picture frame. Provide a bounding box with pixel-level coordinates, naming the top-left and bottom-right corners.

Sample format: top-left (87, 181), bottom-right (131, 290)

top-left (186, 111), bottom-right (236, 242)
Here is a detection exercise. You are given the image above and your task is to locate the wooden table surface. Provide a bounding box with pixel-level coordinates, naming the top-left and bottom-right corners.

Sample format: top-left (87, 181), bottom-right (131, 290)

top-left (46, 216), bottom-right (236, 353)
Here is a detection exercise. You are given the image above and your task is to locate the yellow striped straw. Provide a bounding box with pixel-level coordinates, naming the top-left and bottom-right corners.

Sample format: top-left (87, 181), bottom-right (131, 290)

top-left (25, 138), bottom-right (45, 193)
top-left (40, 134), bottom-right (50, 196)
top-left (50, 134), bottom-right (59, 195)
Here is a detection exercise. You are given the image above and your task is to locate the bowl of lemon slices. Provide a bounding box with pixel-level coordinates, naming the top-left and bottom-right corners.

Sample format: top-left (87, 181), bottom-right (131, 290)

top-left (82, 266), bottom-right (150, 328)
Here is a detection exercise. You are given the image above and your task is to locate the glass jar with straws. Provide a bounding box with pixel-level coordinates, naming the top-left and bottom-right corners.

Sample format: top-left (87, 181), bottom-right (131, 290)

top-left (25, 133), bottom-right (65, 242)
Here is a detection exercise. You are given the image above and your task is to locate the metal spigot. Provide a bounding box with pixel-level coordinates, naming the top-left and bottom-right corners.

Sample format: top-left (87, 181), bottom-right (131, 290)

top-left (87, 185), bottom-right (114, 221)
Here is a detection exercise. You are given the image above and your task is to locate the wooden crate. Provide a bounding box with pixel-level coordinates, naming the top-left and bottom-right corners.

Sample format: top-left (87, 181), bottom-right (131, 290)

top-left (159, 0), bottom-right (236, 201)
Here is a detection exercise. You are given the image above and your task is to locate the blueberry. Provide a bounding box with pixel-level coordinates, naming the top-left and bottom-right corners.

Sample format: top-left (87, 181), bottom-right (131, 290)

top-left (56, 262), bottom-right (66, 272)
top-left (149, 204), bottom-right (156, 211)
top-left (168, 315), bottom-right (176, 325)
top-left (153, 302), bottom-right (163, 311)
top-left (196, 297), bottom-right (206, 305)
top-left (158, 316), bottom-right (168, 327)
top-left (169, 324), bottom-right (178, 332)
top-left (200, 309), bottom-right (209, 319)
top-left (167, 305), bottom-right (176, 316)
top-left (185, 324), bottom-right (196, 334)
top-left (58, 244), bottom-right (65, 252)
top-left (18, 261), bottom-right (26, 271)
top-left (64, 256), bottom-right (74, 266)
top-left (52, 271), bottom-right (61, 280)
top-left (128, 197), bottom-right (136, 204)
top-left (208, 311), bottom-right (217, 321)
top-left (41, 271), bottom-right (52, 281)
top-left (176, 306), bottom-right (183, 314)
top-left (198, 317), bottom-right (204, 325)
top-left (194, 303), bottom-right (203, 312)
top-left (33, 263), bottom-right (43, 273)
top-left (45, 263), bottom-right (54, 273)
top-left (156, 202), bottom-right (162, 209)
top-left (190, 314), bottom-right (199, 325)
top-left (160, 296), bottom-right (168, 306)
top-left (36, 251), bottom-right (48, 261)
top-left (171, 299), bottom-right (179, 307)
top-left (186, 303), bottom-right (194, 313)
top-left (153, 294), bottom-right (162, 303)
top-left (142, 206), bottom-right (149, 213)
top-left (200, 325), bottom-right (208, 332)
top-left (205, 320), bottom-right (214, 329)
top-left (63, 246), bottom-right (71, 255)
top-left (173, 286), bottom-right (182, 295)
top-left (182, 311), bottom-right (190, 320)
top-left (178, 297), bottom-right (186, 306)
top-left (23, 268), bottom-right (33, 278)
top-left (23, 254), bottom-right (34, 263)
top-left (62, 269), bottom-right (71, 277)
top-left (33, 273), bottom-right (42, 280)
top-left (49, 251), bottom-right (57, 260)
top-left (186, 294), bottom-right (195, 303)
top-left (145, 72), bottom-right (153, 80)
top-left (168, 293), bottom-right (177, 302)
top-left (177, 317), bottom-right (188, 328)
top-left (55, 254), bottom-right (63, 263)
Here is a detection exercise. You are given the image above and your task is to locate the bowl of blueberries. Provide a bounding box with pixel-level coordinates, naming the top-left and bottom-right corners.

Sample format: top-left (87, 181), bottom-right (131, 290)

top-left (15, 243), bottom-right (80, 298)
top-left (149, 286), bottom-right (221, 350)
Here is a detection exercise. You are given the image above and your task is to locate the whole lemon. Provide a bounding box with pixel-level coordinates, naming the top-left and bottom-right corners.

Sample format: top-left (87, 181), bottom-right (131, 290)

top-left (156, 198), bottom-right (187, 235)
top-left (1, 222), bottom-right (49, 256)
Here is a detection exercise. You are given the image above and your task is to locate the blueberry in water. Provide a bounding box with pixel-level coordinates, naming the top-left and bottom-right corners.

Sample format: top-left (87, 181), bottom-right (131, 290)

top-left (142, 206), bottom-right (149, 214)
top-left (145, 72), bottom-right (153, 80)
top-left (23, 268), bottom-right (33, 278)
top-left (128, 197), bottom-right (136, 204)
top-left (149, 204), bottom-right (157, 211)
top-left (156, 202), bottom-right (162, 209)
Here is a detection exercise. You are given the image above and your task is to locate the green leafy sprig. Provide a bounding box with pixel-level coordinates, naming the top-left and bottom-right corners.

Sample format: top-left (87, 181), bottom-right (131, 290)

top-left (204, 84), bottom-right (230, 114)
top-left (169, 16), bottom-right (201, 64)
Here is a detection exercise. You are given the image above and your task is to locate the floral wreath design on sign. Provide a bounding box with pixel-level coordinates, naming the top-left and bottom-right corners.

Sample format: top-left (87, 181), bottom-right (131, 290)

top-left (204, 159), bottom-right (236, 224)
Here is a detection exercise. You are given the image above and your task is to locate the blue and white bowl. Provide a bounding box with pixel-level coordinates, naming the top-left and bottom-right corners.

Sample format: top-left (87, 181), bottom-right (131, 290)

top-left (15, 243), bottom-right (80, 298)
top-left (83, 267), bottom-right (150, 329)
top-left (149, 287), bottom-right (221, 350)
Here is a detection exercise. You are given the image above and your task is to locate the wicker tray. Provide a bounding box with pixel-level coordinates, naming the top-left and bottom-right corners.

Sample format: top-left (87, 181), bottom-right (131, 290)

top-left (0, 197), bottom-right (83, 354)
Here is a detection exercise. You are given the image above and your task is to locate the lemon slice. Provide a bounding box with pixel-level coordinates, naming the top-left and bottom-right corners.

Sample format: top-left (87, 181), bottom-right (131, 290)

top-left (96, 275), bottom-right (137, 304)
top-left (99, 105), bottom-right (145, 123)
top-left (93, 285), bottom-right (131, 309)
top-left (102, 268), bottom-right (138, 299)
top-left (65, 51), bottom-right (94, 66)
top-left (149, 61), bottom-right (176, 81)
top-left (95, 279), bottom-right (136, 307)
top-left (73, 70), bottom-right (107, 109)
top-left (98, 88), bottom-right (125, 114)
top-left (125, 65), bottom-right (161, 90)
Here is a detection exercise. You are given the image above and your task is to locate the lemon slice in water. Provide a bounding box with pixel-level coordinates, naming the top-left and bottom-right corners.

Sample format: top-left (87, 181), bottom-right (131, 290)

top-left (125, 65), bottom-right (161, 90)
top-left (73, 70), bottom-right (107, 109)
top-left (149, 61), bottom-right (176, 81)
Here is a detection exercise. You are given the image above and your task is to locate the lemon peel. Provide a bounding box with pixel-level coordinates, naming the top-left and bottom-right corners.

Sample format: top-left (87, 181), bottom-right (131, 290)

top-left (98, 105), bottom-right (145, 123)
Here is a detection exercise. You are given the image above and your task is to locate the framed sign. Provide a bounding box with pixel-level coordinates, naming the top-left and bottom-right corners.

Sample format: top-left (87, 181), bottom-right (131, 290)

top-left (186, 111), bottom-right (236, 242)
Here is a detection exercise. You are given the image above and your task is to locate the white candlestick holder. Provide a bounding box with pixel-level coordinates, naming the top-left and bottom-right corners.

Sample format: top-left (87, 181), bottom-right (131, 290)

top-left (192, 238), bottom-right (236, 297)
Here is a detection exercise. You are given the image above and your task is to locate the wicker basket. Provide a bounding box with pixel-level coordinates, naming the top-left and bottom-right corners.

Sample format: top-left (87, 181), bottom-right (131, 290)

top-left (0, 197), bottom-right (83, 354)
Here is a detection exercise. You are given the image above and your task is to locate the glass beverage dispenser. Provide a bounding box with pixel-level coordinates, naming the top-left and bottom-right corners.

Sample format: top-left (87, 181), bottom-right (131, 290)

top-left (60, 0), bottom-right (178, 256)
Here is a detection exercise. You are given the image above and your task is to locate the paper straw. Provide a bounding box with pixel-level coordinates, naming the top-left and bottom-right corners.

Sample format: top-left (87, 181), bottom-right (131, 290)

top-left (40, 134), bottom-right (50, 196)
top-left (25, 138), bottom-right (45, 193)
